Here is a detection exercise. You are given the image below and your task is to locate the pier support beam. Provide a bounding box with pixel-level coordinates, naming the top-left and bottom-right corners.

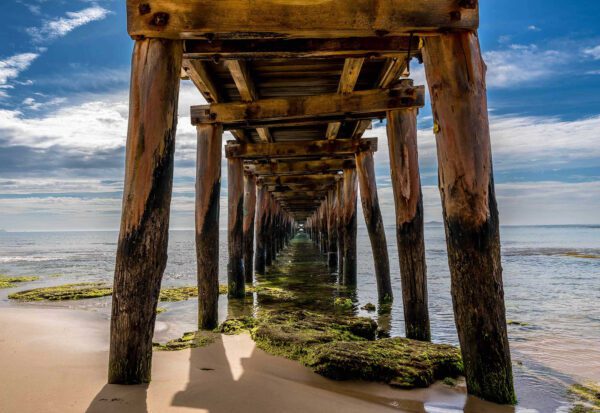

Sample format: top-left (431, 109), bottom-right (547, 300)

top-left (254, 185), bottom-right (268, 274)
top-left (195, 123), bottom-right (223, 330)
top-left (327, 189), bottom-right (338, 268)
top-left (109, 38), bottom-right (182, 384)
top-left (243, 174), bottom-right (257, 284)
top-left (386, 107), bottom-right (430, 341)
top-left (227, 156), bottom-right (245, 298)
top-left (423, 32), bottom-right (515, 404)
top-left (336, 179), bottom-right (345, 275)
top-left (342, 167), bottom-right (358, 286)
top-left (356, 149), bottom-right (392, 302)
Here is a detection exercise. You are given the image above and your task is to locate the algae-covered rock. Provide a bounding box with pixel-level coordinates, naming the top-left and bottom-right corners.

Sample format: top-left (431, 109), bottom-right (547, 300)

top-left (218, 316), bottom-right (257, 335)
top-left (8, 283), bottom-right (112, 301)
top-left (305, 337), bottom-right (463, 388)
top-left (361, 303), bottom-right (377, 312)
top-left (153, 331), bottom-right (217, 351)
top-left (251, 310), bottom-right (377, 360)
top-left (159, 286), bottom-right (198, 302)
top-left (569, 382), bottom-right (600, 412)
top-left (334, 297), bottom-right (354, 310)
top-left (0, 275), bottom-right (39, 289)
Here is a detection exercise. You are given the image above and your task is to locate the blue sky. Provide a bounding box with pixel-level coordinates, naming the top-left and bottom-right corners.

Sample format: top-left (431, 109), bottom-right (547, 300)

top-left (0, 0), bottom-right (599, 231)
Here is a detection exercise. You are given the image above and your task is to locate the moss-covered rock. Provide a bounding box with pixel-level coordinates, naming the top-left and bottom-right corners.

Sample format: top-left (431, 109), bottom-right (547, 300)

top-left (361, 303), bottom-right (377, 312)
top-left (218, 316), bottom-right (257, 335)
top-left (0, 275), bottom-right (39, 289)
top-left (251, 310), bottom-right (377, 360)
top-left (570, 382), bottom-right (600, 412)
top-left (305, 338), bottom-right (463, 388)
top-left (334, 297), bottom-right (354, 310)
top-left (8, 283), bottom-right (112, 301)
top-left (159, 286), bottom-right (198, 302)
top-left (153, 331), bottom-right (217, 351)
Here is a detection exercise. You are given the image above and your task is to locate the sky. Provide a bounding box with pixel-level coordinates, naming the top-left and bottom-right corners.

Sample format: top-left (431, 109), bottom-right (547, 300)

top-left (0, 0), bottom-right (599, 231)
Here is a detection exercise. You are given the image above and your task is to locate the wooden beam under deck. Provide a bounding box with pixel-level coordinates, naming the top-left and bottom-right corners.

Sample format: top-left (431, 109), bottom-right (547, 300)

top-left (245, 158), bottom-right (355, 176)
top-left (184, 37), bottom-right (420, 60)
top-left (258, 174), bottom-right (340, 186)
top-left (226, 139), bottom-right (376, 160)
top-left (192, 85), bottom-right (424, 128)
top-left (127, 0), bottom-right (479, 40)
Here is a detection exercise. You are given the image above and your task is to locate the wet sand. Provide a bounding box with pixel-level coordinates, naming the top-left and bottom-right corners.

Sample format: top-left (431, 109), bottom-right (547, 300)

top-left (0, 306), bottom-right (516, 413)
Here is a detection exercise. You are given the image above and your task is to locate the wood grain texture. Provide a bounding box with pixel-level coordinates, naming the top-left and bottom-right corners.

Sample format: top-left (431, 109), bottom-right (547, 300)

top-left (192, 86), bottom-right (425, 128)
top-left (356, 150), bottom-right (392, 302)
top-left (225, 138), bottom-right (376, 159)
top-left (246, 158), bottom-right (354, 176)
top-left (109, 38), bottom-right (182, 384)
top-left (195, 123), bottom-right (222, 330)
top-left (127, 0), bottom-right (479, 39)
top-left (227, 157), bottom-right (245, 298)
top-left (423, 32), bottom-right (515, 404)
top-left (341, 167), bottom-right (358, 286)
top-left (386, 108), bottom-right (430, 341)
top-left (254, 185), bottom-right (268, 274)
top-left (243, 174), bottom-right (257, 283)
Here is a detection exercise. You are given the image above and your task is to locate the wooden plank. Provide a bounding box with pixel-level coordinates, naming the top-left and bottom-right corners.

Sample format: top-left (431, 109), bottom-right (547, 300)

top-left (127, 0), bottom-right (479, 40)
top-left (226, 138), bottom-right (376, 159)
top-left (184, 36), bottom-right (420, 60)
top-left (258, 174), bottom-right (340, 186)
top-left (225, 60), bottom-right (273, 143)
top-left (326, 58), bottom-right (365, 140)
top-left (192, 85), bottom-right (425, 127)
top-left (423, 32), bottom-right (514, 404)
top-left (245, 158), bottom-right (355, 176)
top-left (109, 38), bottom-right (182, 385)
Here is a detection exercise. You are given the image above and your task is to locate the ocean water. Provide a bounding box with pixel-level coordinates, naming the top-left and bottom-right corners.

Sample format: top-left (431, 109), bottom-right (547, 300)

top-left (0, 225), bottom-right (599, 412)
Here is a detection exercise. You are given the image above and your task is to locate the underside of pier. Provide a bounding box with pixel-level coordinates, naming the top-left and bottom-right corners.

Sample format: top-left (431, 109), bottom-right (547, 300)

top-left (109, 0), bottom-right (516, 405)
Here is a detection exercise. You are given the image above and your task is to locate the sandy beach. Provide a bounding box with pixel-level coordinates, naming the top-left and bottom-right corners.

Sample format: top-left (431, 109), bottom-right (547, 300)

top-left (0, 306), bottom-right (517, 413)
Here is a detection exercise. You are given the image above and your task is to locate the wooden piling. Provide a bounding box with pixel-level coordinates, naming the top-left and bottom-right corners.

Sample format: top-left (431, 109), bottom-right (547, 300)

top-left (327, 189), bottom-right (338, 268)
top-left (195, 123), bottom-right (223, 330)
top-left (342, 167), bottom-right (358, 285)
top-left (356, 149), bottom-right (392, 302)
top-left (386, 107), bottom-right (431, 341)
top-left (227, 156), bottom-right (245, 298)
top-left (243, 173), bottom-right (257, 284)
top-left (254, 184), bottom-right (268, 274)
top-left (336, 179), bottom-right (345, 276)
top-left (423, 32), bottom-right (515, 404)
top-left (108, 38), bottom-right (182, 384)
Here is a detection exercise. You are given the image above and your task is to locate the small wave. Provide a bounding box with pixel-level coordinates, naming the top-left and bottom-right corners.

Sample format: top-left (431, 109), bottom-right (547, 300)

top-left (0, 255), bottom-right (70, 263)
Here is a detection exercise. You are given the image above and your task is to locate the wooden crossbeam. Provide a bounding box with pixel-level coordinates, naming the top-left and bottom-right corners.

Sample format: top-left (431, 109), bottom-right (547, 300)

top-left (191, 85), bottom-right (425, 128)
top-left (127, 0), bottom-right (479, 40)
top-left (273, 191), bottom-right (328, 199)
top-left (183, 36), bottom-right (419, 60)
top-left (265, 183), bottom-right (336, 192)
top-left (224, 60), bottom-right (273, 143)
top-left (326, 58), bottom-right (365, 140)
top-left (258, 174), bottom-right (340, 186)
top-left (245, 158), bottom-right (355, 176)
top-left (226, 138), bottom-right (376, 159)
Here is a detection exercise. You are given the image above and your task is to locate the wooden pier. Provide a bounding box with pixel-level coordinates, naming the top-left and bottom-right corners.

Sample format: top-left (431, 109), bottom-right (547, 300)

top-left (110, 0), bottom-right (515, 404)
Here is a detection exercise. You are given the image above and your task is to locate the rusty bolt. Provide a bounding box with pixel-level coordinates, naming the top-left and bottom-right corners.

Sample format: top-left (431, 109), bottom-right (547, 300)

top-left (150, 12), bottom-right (169, 27)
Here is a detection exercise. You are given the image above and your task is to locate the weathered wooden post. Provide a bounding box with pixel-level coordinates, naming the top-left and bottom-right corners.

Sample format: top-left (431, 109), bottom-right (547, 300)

top-left (195, 123), bottom-right (223, 330)
top-left (356, 148), bottom-right (393, 302)
top-left (327, 188), bottom-right (338, 268)
top-left (243, 173), bottom-right (257, 284)
top-left (227, 155), bottom-right (245, 298)
top-left (336, 178), bottom-right (345, 276)
top-left (386, 105), bottom-right (431, 341)
top-left (423, 32), bottom-right (515, 404)
top-left (254, 184), bottom-right (268, 274)
top-left (342, 166), bottom-right (358, 285)
top-left (109, 38), bottom-right (182, 384)
top-left (264, 195), bottom-right (273, 266)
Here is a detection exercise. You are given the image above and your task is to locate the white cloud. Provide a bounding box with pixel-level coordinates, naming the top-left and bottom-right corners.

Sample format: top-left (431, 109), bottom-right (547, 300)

top-left (527, 25), bottom-right (541, 32)
top-left (0, 53), bottom-right (39, 91)
top-left (27, 6), bottom-right (111, 42)
top-left (483, 44), bottom-right (564, 88)
top-left (583, 45), bottom-right (600, 60)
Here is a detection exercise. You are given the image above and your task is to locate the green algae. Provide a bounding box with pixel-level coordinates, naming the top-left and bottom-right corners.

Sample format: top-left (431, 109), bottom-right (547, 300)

top-left (159, 286), bottom-right (198, 302)
top-left (361, 303), bottom-right (377, 312)
top-left (443, 377), bottom-right (458, 387)
top-left (563, 252), bottom-right (600, 259)
top-left (0, 275), bottom-right (39, 289)
top-left (569, 383), bottom-right (600, 413)
top-left (8, 282), bottom-right (112, 301)
top-left (156, 307), bottom-right (167, 314)
top-left (218, 316), bottom-right (257, 335)
top-left (153, 331), bottom-right (217, 351)
top-left (334, 297), bottom-right (354, 310)
top-left (305, 338), bottom-right (463, 388)
top-left (507, 320), bottom-right (530, 327)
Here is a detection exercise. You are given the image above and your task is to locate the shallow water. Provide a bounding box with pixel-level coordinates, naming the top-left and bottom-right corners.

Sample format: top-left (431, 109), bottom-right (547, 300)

top-left (0, 225), bottom-right (599, 412)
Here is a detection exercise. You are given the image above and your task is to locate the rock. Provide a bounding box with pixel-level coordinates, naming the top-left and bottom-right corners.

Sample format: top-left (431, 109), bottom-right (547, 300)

top-left (8, 283), bottom-right (111, 301)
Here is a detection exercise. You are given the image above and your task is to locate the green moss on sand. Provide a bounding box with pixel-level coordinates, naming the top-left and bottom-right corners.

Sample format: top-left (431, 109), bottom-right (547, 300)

top-left (0, 275), bottom-right (39, 289)
top-left (156, 307), bottom-right (167, 314)
top-left (361, 303), bottom-right (376, 312)
top-left (218, 316), bottom-right (257, 335)
top-left (159, 284), bottom-right (258, 302)
top-left (8, 283), bottom-right (112, 301)
top-left (570, 382), bottom-right (600, 412)
top-left (153, 331), bottom-right (217, 351)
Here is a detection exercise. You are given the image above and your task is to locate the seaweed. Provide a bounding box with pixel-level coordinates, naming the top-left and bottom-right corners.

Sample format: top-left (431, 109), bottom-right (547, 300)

top-left (0, 274), bottom-right (39, 289)
top-left (8, 283), bottom-right (111, 301)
